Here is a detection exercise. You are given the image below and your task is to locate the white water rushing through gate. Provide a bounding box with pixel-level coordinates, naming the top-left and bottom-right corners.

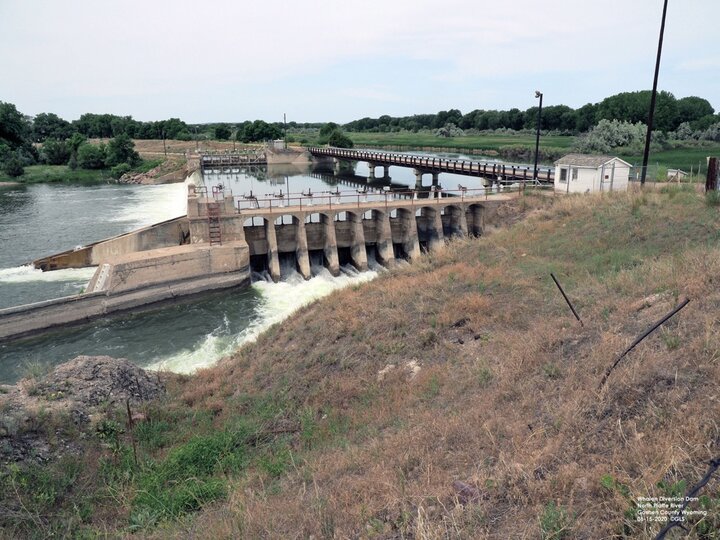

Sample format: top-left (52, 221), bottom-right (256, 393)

top-left (147, 265), bottom-right (379, 374)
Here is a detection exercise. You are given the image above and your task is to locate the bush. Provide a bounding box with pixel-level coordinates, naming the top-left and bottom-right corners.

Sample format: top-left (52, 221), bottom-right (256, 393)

top-left (574, 119), bottom-right (645, 154)
top-left (327, 129), bottom-right (354, 148)
top-left (434, 122), bottom-right (464, 138)
top-left (110, 163), bottom-right (131, 179)
top-left (77, 143), bottom-right (107, 169)
top-left (105, 134), bottom-right (140, 168)
top-left (41, 138), bottom-right (71, 165)
top-left (3, 155), bottom-right (24, 177)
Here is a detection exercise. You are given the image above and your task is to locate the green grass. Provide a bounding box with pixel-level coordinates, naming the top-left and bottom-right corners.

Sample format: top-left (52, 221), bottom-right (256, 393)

top-left (0, 158), bottom-right (167, 185)
top-left (299, 130), bottom-right (720, 172)
top-left (0, 165), bottom-right (112, 184)
top-left (345, 131), bottom-right (575, 152)
top-left (620, 145), bottom-right (720, 174)
top-left (133, 158), bottom-right (164, 174)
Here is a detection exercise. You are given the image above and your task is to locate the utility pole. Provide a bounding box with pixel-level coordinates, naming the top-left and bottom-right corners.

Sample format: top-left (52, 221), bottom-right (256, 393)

top-left (532, 91), bottom-right (543, 183)
top-left (283, 113), bottom-right (287, 149)
top-left (640, 0), bottom-right (669, 186)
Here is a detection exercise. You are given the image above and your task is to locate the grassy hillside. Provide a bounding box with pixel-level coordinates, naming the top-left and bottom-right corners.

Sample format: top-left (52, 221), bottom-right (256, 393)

top-left (3, 187), bottom-right (720, 538)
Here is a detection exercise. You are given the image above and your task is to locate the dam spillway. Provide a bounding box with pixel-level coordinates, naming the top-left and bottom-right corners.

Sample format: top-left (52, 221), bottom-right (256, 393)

top-left (0, 177), bottom-right (522, 342)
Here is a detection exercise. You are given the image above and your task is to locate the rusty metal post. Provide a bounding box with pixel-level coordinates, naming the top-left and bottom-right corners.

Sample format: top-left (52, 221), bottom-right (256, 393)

top-left (550, 273), bottom-right (584, 326)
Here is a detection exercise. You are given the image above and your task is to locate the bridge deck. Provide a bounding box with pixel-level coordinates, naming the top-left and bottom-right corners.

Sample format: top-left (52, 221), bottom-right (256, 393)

top-left (308, 147), bottom-right (554, 183)
top-left (235, 191), bottom-right (517, 217)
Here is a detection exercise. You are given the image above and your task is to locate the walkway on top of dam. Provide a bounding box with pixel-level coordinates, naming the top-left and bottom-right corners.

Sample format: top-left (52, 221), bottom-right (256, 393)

top-left (231, 186), bottom-right (519, 217)
top-left (307, 146), bottom-right (554, 183)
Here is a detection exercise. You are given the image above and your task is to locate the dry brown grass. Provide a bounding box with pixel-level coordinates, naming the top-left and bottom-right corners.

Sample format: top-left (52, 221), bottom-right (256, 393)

top-left (158, 189), bottom-right (720, 538)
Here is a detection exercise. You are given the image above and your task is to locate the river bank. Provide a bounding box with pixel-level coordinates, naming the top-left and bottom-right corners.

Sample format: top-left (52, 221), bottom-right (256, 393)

top-left (0, 156), bottom-right (190, 186)
top-left (2, 189), bottom-right (719, 537)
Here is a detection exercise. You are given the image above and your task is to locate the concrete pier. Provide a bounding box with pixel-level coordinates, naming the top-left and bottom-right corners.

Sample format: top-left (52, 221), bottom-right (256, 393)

top-left (349, 213), bottom-right (368, 271)
top-left (398, 209), bottom-right (421, 260)
top-left (264, 218), bottom-right (281, 282)
top-left (375, 210), bottom-right (395, 266)
top-left (322, 214), bottom-right (341, 276)
top-left (295, 218), bottom-right (312, 279)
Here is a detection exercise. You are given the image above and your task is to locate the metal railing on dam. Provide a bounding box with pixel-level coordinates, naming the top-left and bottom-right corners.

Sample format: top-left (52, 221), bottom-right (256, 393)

top-left (187, 183), bottom-right (550, 283)
top-left (200, 150), bottom-right (267, 170)
top-left (231, 185), bottom-right (521, 213)
top-left (307, 147), bottom-right (554, 183)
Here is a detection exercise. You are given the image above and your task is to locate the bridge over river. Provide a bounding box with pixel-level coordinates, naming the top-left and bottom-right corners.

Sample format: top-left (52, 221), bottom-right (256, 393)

top-left (308, 147), bottom-right (554, 185)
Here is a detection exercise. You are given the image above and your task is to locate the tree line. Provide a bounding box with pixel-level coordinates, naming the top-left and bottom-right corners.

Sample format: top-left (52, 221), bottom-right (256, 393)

top-left (344, 91), bottom-right (717, 134)
top-left (0, 102), bottom-right (142, 178)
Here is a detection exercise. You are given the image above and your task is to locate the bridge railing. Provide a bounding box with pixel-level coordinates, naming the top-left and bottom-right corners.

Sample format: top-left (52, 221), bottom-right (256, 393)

top-left (235, 184), bottom-right (550, 213)
top-left (307, 146), bottom-right (554, 182)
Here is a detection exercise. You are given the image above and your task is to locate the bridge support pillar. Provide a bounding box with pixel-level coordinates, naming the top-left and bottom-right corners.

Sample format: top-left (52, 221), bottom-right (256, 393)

top-left (432, 173), bottom-right (439, 186)
top-left (295, 218), bottom-right (311, 280)
top-left (333, 158), bottom-right (341, 175)
top-left (264, 219), bottom-right (281, 282)
top-left (459, 210), bottom-right (468, 236)
top-left (322, 215), bottom-right (340, 276)
top-left (399, 211), bottom-right (421, 260)
top-left (414, 169), bottom-right (423, 188)
top-left (428, 209), bottom-right (445, 251)
top-left (467, 205), bottom-right (484, 236)
top-left (449, 206), bottom-right (469, 237)
top-left (375, 211), bottom-right (395, 267)
top-left (368, 163), bottom-right (376, 180)
top-left (350, 213), bottom-right (368, 271)
top-left (382, 165), bottom-right (390, 177)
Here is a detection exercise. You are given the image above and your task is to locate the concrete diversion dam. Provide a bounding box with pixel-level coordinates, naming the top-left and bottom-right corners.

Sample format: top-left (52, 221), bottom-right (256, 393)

top-left (0, 149), bottom-right (540, 383)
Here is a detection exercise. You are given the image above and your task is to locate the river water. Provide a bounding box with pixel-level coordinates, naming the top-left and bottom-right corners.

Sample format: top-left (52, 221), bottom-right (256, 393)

top-left (0, 152), bottom-right (498, 384)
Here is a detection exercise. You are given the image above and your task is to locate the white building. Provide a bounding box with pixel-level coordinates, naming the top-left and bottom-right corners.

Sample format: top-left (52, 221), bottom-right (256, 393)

top-left (554, 154), bottom-right (632, 193)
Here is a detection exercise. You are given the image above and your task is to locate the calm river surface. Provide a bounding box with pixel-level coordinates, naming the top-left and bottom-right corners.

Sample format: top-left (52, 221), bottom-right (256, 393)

top-left (0, 152), bottom-right (496, 383)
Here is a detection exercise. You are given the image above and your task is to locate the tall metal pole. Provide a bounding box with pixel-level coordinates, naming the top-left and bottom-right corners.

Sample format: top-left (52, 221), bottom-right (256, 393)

top-left (640, 0), bottom-right (669, 186)
top-left (283, 113), bottom-right (287, 149)
top-left (533, 91), bottom-right (543, 182)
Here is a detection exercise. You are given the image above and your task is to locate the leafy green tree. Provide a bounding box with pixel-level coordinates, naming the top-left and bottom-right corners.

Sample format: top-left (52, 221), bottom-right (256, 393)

top-left (574, 103), bottom-right (598, 132)
top-left (105, 134), bottom-right (140, 167)
top-left (41, 138), bottom-right (71, 165)
top-left (3, 154), bottom-right (24, 177)
top-left (67, 133), bottom-right (87, 170)
top-left (318, 122), bottom-right (339, 143)
top-left (32, 113), bottom-right (74, 142)
top-left (690, 114), bottom-right (719, 132)
top-left (214, 124), bottom-right (231, 140)
top-left (237, 120), bottom-right (282, 143)
top-left (0, 102), bottom-right (30, 148)
top-left (676, 97), bottom-right (714, 125)
top-left (77, 143), bottom-right (107, 169)
top-left (327, 129), bottom-right (354, 148)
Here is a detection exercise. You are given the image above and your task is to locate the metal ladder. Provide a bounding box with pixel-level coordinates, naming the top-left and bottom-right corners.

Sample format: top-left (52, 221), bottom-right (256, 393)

top-left (207, 202), bottom-right (222, 245)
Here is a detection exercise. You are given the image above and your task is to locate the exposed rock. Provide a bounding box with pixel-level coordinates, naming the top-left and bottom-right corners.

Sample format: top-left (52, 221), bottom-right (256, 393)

top-left (404, 360), bottom-right (421, 380)
top-left (0, 356), bottom-right (164, 465)
top-left (377, 363), bottom-right (396, 381)
top-left (34, 355), bottom-right (164, 407)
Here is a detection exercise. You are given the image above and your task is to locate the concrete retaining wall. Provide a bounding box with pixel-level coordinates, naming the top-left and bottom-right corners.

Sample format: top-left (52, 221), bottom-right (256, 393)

top-left (33, 215), bottom-right (190, 271)
top-left (3, 243), bottom-right (250, 342)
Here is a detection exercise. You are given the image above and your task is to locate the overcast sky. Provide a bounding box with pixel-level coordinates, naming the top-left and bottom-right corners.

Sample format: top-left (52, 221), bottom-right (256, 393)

top-left (1, 0), bottom-right (718, 124)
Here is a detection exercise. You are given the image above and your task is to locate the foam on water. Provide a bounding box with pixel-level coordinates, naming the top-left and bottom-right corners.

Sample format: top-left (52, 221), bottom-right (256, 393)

top-left (108, 183), bottom-right (187, 227)
top-left (0, 265), bottom-right (97, 284)
top-left (147, 266), bottom-right (378, 374)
